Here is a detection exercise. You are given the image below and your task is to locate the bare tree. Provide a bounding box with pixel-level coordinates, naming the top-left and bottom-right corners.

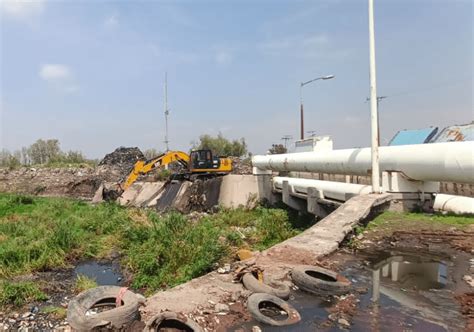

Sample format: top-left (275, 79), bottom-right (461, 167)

top-left (143, 148), bottom-right (162, 160)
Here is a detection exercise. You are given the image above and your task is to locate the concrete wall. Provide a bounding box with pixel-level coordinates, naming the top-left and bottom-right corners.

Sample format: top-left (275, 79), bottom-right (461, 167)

top-left (218, 174), bottom-right (259, 208)
top-left (117, 175), bottom-right (263, 210)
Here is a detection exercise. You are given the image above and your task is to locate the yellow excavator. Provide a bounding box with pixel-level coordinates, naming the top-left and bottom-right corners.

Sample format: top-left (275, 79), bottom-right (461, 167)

top-left (121, 149), bottom-right (232, 191)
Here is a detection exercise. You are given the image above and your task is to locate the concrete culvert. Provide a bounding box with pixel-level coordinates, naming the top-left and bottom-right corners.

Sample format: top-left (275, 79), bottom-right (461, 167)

top-left (291, 265), bottom-right (351, 295)
top-left (144, 312), bottom-right (203, 332)
top-left (67, 286), bottom-right (145, 331)
top-left (242, 272), bottom-right (291, 300)
top-left (247, 293), bottom-right (301, 326)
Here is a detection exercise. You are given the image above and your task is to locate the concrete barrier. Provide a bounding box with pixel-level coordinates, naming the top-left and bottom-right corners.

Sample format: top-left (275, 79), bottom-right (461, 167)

top-left (219, 175), bottom-right (259, 208)
top-left (118, 175), bottom-right (260, 210)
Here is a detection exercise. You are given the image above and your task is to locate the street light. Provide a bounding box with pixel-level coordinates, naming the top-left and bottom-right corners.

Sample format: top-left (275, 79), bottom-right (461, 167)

top-left (299, 74), bottom-right (335, 140)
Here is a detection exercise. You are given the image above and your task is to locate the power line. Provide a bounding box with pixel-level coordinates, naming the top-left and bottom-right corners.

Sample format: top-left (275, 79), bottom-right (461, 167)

top-left (365, 78), bottom-right (470, 103)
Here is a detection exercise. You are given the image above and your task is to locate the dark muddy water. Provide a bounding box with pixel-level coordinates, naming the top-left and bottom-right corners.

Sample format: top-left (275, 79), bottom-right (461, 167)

top-left (231, 249), bottom-right (462, 331)
top-left (73, 261), bottom-right (123, 286)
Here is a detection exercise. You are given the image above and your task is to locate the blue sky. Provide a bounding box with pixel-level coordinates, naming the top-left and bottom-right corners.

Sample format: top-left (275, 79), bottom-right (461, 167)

top-left (1, 0), bottom-right (472, 158)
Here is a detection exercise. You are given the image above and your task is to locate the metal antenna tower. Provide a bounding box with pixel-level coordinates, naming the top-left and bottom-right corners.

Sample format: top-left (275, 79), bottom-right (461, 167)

top-left (164, 72), bottom-right (170, 152)
top-left (281, 135), bottom-right (292, 149)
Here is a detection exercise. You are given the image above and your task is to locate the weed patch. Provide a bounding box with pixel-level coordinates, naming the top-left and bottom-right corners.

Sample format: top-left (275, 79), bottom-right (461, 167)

top-left (0, 280), bottom-right (47, 306)
top-left (74, 275), bottom-right (97, 294)
top-left (41, 306), bottom-right (67, 319)
top-left (0, 193), bottom-right (305, 295)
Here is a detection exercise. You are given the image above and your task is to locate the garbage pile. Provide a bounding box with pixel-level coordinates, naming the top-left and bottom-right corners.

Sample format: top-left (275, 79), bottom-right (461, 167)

top-left (96, 147), bottom-right (145, 180)
top-left (230, 157), bottom-right (252, 175)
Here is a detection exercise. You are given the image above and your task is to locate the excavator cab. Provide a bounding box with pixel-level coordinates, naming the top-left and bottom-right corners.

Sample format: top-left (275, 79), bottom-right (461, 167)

top-left (190, 149), bottom-right (219, 170)
top-left (189, 149), bottom-right (232, 173)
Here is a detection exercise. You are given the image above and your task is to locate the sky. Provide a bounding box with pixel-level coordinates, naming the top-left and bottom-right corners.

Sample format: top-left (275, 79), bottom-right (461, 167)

top-left (0, 0), bottom-right (472, 159)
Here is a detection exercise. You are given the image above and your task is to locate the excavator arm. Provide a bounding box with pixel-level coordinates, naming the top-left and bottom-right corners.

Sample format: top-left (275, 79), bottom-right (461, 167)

top-left (121, 151), bottom-right (190, 190)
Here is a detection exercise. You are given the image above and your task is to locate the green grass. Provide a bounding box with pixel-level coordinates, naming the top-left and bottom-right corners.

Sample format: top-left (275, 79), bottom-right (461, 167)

top-left (74, 275), bottom-right (98, 294)
top-left (367, 211), bottom-right (474, 232)
top-left (347, 210), bottom-right (474, 250)
top-left (0, 194), bottom-right (131, 277)
top-left (41, 306), bottom-right (67, 319)
top-left (0, 193), bottom-right (304, 297)
top-left (0, 281), bottom-right (47, 306)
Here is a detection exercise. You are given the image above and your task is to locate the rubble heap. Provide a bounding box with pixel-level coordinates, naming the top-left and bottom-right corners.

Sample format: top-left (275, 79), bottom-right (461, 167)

top-left (230, 157), bottom-right (252, 175)
top-left (97, 147), bottom-right (145, 180)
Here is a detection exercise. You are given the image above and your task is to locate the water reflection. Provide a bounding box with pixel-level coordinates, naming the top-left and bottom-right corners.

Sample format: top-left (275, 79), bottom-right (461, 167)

top-left (370, 254), bottom-right (449, 331)
top-left (371, 255), bottom-right (447, 302)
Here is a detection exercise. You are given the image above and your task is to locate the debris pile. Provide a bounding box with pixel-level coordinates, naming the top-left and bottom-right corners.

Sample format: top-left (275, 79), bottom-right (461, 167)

top-left (0, 167), bottom-right (100, 200)
top-left (97, 147), bottom-right (145, 180)
top-left (182, 178), bottom-right (223, 212)
top-left (230, 157), bottom-right (252, 175)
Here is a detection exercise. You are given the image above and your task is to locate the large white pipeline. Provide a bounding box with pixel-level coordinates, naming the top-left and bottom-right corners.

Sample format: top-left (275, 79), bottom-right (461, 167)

top-left (274, 177), bottom-right (372, 202)
top-left (253, 142), bottom-right (474, 184)
top-left (433, 194), bottom-right (474, 215)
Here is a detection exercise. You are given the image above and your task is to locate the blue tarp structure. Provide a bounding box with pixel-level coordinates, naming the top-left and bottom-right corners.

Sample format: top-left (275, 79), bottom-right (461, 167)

top-left (389, 127), bottom-right (438, 146)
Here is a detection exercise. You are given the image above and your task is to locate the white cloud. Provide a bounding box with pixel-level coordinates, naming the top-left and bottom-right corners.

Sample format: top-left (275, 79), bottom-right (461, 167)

top-left (1, 0), bottom-right (45, 19)
top-left (39, 64), bottom-right (71, 81)
top-left (104, 12), bottom-right (119, 29)
top-left (215, 50), bottom-right (233, 66)
top-left (258, 33), bottom-right (329, 57)
top-left (39, 64), bottom-right (78, 93)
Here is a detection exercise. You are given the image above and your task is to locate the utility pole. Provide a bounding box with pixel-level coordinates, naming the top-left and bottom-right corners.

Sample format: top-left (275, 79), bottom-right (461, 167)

top-left (281, 135), bottom-right (292, 149)
top-left (164, 72), bottom-right (170, 152)
top-left (366, 96), bottom-right (387, 146)
top-left (368, 0), bottom-right (381, 193)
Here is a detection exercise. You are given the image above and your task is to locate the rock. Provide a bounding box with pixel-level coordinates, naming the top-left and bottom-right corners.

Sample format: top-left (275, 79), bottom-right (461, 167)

top-left (231, 291), bottom-right (241, 302)
top-left (252, 326), bottom-right (262, 332)
top-left (236, 249), bottom-right (253, 261)
top-left (30, 306), bottom-right (39, 314)
top-left (328, 314), bottom-right (337, 322)
top-left (215, 303), bottom-right (230, 313)
top-left (217, 264), bottom-right (231, 274)
top-left (462, 275), bottom-right (474, 287)
top-left (338, 318), bottom-right (350, 327)
top-left (21, 312), bottom-right (32, 319)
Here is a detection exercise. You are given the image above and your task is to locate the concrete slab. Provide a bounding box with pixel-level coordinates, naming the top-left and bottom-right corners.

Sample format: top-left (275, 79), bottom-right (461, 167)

top-left (117, 182), bottom-right (144, 206)
top-left (132, 182), bottom-right (165, 207)
top-left (91, 184), bottom-right (104, 203)
top-left (218, 174), bottom-right (259, 208)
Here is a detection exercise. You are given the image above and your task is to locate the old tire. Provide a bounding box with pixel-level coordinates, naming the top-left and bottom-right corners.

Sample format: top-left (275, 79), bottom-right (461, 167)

top-left (242, 273), bottom-right (290, 300)
top-left (144, 312), bottom-right (203, 332)
top-left (291, 265), bottom-right (351, 295)
top-left (67, 286), bottom-right (145, 331)
top-left (247, 293), bottom-right (301, 326)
